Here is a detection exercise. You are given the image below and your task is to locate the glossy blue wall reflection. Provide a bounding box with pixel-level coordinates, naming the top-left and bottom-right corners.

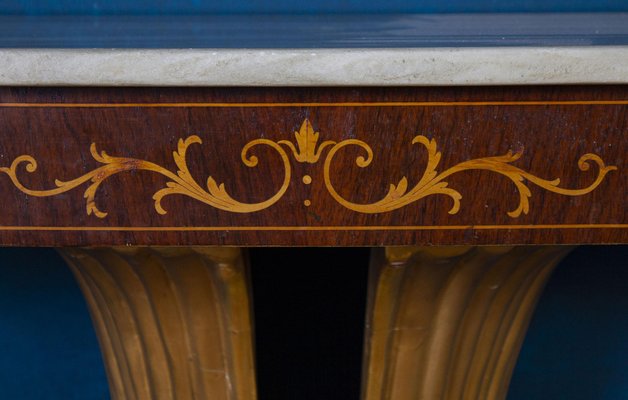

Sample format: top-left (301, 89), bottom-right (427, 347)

top-left (0, 247), bottom-right (626, 399)
top-left (0, 2), bottom-right (627, 398)
top-left (0, 249), bottom-right (108, 400)
top-left (2, 0), bottom-right (628, 14)
top-left (508, 246), bottom-right (628, 400)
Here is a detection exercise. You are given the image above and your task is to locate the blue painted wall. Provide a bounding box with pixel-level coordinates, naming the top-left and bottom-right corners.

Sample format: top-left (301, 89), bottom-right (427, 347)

top-left (0, 247), bottom-right (626, 399)
top-left (0, 2), bottom-right (626, 399)
top-left (1, 0), bottom-right (628, 14)
top-left (0, 249), bottom-right (108, 399)
top-left (508, 246), bottom-right (628, 400)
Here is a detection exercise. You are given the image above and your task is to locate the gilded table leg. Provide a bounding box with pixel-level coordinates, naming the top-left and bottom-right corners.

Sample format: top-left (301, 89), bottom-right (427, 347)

top-left (58, 247), bottom-right (257, 400)
top-left (362, 246), bottom-right (573, 400)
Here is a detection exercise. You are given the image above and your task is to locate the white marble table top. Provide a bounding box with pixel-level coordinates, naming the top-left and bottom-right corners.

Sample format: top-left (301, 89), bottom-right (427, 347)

top-left (2, 47), bottom-right (628, 86)
top-left (1, 14), bottom-right (627, 86)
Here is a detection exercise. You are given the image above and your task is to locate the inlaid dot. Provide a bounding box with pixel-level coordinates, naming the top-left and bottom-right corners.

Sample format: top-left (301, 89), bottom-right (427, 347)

top-left (304, 199), bottom-right (312, 207)
top-left (302, 175), bottom-right (312, 185)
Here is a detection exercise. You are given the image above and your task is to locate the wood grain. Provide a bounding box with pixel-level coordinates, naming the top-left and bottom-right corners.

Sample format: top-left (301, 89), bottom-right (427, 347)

top-left (0, 86), bottom-right (625, 246)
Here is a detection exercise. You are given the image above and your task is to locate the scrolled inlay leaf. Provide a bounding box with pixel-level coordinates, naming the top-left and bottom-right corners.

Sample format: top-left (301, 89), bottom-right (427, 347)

top-left (323, 133), bottom-right (617, 217)
top-left (0, 135), bottom-right (291, 217)
top-left (0, 118), bottom-right (617, 219)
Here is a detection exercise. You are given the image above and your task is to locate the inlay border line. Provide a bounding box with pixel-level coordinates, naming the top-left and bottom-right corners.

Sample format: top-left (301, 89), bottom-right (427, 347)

top-left (0, 224), bottom-right (625, 232)
top-left (0, 100), bottom-right (623, 231)
top-left (2, 100), bottom-right (628, 107)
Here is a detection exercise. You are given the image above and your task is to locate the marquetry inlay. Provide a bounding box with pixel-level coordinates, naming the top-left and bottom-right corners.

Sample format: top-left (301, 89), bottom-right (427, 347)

top-left (0, 118), bottom-right (616, 218)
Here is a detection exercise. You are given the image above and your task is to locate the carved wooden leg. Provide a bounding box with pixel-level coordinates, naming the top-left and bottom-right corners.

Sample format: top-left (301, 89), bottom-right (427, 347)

top-left (58, 247), bottom-right (256, 400)
top-left (362, 246), bottom-right (573, 400)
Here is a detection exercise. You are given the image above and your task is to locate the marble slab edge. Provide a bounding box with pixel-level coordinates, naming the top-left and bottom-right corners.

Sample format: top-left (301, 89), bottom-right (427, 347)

top-left (1, 47), bottom-right (628, 86)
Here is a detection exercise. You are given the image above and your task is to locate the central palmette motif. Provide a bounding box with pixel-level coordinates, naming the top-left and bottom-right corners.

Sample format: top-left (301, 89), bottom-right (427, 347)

top-left (0, 119), bottom-right (617, 218)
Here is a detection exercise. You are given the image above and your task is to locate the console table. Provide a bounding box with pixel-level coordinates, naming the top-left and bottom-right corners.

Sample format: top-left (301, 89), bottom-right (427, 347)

top-left (1, 14), bottom-right (626, 399)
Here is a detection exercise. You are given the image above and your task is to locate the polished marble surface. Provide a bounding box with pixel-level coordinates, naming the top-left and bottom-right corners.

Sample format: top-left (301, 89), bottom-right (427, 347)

top-left (2, 46), bottom-right (628, 86)
top-left (2, 14), bottom-right (627, 86)
top-left (1, 14), bottom-right (628, 48)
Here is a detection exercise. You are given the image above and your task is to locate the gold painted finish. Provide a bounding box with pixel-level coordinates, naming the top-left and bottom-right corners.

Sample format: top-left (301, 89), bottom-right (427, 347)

top-left (1, 118), bottom-right (615, 219)
top-left (363, 246), bottom-right (573, 400)
top-left (59, 247), bottom-right (257, 400)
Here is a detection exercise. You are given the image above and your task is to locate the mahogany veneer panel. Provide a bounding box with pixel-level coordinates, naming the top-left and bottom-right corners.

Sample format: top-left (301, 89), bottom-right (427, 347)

top-left (0, 87), bottom-right (625, 246)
